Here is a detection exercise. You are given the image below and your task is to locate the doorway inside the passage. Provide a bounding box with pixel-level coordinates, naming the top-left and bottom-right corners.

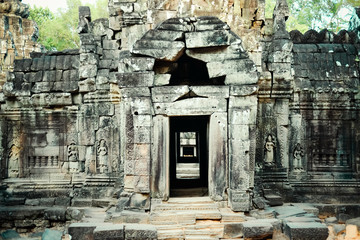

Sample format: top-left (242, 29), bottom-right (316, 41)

top-left (170, 116), bottom-right (209, 197)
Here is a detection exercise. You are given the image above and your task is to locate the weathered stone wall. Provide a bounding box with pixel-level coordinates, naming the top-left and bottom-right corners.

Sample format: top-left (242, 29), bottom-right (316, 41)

top-left (0, 0), bottom-right (360, 212)
top-left (0, 0), bottom-right (42, 90)
top-left (0, 8), bottom-right (123, 202)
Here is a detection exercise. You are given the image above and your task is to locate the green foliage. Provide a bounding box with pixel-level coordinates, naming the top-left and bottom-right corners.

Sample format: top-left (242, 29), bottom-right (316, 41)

top-left (265, 0), bottom-right (357, 33)
top-left (29, 0), bottom-right (108, 51)
top-left (28, 6), bottom-right (53, 26)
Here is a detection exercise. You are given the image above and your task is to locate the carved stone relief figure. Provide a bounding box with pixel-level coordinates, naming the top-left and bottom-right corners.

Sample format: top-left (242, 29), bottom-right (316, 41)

top-left (8, 138), bottom-right (20, 178)
top-left (68, 142), bottom-right (79, 173)
top-left (264, 134), bottom-right (276, 166)
top-left (97, 139), bottom-right (108, 173)
top-left (293, 143), bottom-right (305, 172)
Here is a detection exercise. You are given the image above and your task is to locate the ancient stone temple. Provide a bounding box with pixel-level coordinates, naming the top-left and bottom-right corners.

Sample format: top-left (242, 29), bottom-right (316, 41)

top-left (0, 0), bottom-right (360, 239)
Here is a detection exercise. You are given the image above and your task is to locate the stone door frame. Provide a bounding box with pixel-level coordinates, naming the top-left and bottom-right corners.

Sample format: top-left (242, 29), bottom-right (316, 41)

top-left (150, 86), bottom-right (229, 202)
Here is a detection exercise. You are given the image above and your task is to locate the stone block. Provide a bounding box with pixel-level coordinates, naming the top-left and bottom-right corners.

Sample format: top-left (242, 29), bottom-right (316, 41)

top-left (103, 39), bottom-right (120, 50)
top-left (68, 222), bottom-right (96, 240)
top-left (56, 55), bottom-right (65, 70)
top-left (72, 55), bottom-right (80, 69)
top-left (29, 71), bottom-right (43, 82)
top-left (63, 55), bottom-right (73, 69)
top-left (14, 219), bottom-right (35, 228)
top-left (186, 47), bottom-right (247, 63)
top-left (79, 78), bottom-right (96, 92)
top-left (185, 30), bottom-right (231, 48)
top-left (49, 56), bottom-right (57, 70)
top-left (231, 85), bottom-right (258, 96)
top-left (32, 82), bottom-right (53, 93)
top-left (223, 223), bottom-right (243, 238)
top-left (117, 72), bottom-right (154, 87)
top-left (151, 85), bottom-right (189, 103)
top-left (338, 213), bottom-right (351, 224)
top-left (1, 230), bottom-right (20, 239)
top-left (272, 206), bottom-right (308, 219)
top-left (225, 71), bottom-right (259, 85)
top-left (42, 70), bottom-right (56, 82)
top-left (154, 98), bottom-right (227, 115)
top-left (118, 57), bottom-right (155, 73)
top-left (284, 222), bottom-right (329, 240)
top-left (44, 207), bottom-right (66, 221)
top-left (79, 65), bottom-right (97, 79)
top-left (80, 53), bottom-right (99, 65)
top-left (264, 194), bottom-right (283, 206)
top-left (121, 87), bottom-right (151, 98)
top-left (346, 217), bottom-right (360, 228)
top-left (112, 210), bottom-right (149, 224)
top-left (109, 16), bottom-right (121, 31)
top-left (99, 59), bottom-right (112, 69)
top-left (128, 97), bottom-right (153, 115)
top-left (4, 197), bottom-right (25, 206)
top-left (154, 74), bottom-right (171, 86)
top-left (207, 59), bottom-right (257, 79)
top-left (129, 193), bottom-right (150, 209)
top-left (52, 81), bottom-right (78, 92)
top-left (124, 224), bottom-right (157, 240)
top-left (241, 221), bottom-right (274, 238)
top-left (39, 198), bottom-right (55, 206)
top-left (325, 216), bottom-right (338, 224)
top-left (132, 40), bottom-right (185, 61)
top-left (228, 190), bottom-right (251, 212)
top-left (25, 199), bottom-right (40, 206)
top-left (14, 59), bottom-right (32, 72)
top-left (144, 29), bottom-right (184, 41)
top-left (30, 93), bottom-right (72, 106)
top-left (94, 224), bottom-right (124, 240)
top-left (66, 208), bottom-right (84, 221)
top-left (42, 229), bottom-right (63, 240)
top-left (80, 34), bottom-right (96, 45)
top-left (103, 49), bottom-right (121, 60)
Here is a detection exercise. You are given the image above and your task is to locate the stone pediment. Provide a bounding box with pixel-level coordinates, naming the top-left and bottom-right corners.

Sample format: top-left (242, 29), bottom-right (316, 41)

top-left (130, 16), bottom-right (258, 86)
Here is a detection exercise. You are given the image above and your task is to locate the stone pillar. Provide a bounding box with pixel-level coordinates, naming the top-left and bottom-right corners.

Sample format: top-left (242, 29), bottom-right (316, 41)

top-left (151, 115), bottom-right (169, 199)
top-left (228, 93), bottom-right (258, 211)
top-left (209, 112), bottom-right (228, 201)
top-left (275, 99), bottom-right (289, 169)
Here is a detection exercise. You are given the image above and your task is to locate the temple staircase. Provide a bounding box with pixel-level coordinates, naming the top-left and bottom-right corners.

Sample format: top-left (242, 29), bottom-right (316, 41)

top-left (150, 197), bottom-right (247, 240)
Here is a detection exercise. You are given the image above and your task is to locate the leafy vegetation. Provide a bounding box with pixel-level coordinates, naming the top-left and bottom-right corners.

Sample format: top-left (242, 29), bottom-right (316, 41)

top-left (29, 0), bottom-right (108, 51)
top-left (266, 0), bottom-right (358, 33)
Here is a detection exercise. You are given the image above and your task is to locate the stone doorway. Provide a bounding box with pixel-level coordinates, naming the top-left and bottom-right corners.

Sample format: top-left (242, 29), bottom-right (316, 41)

top-left (170, 116), bottom-right (209, 197)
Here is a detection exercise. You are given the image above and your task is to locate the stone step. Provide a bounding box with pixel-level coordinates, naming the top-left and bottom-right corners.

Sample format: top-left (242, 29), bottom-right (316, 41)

top-left (196, 211), bottom-right (222, 220)
top-left (219, 208), bottom-right (247, 222)
top-left (176, 173), bottom-right (200, 179)
top-left (177, 163), bottom-right (200, 168)
top-left (185, 237), bottom-right (219, 240)
top-left (153, 204), bottom-right (217, 212)
top-left (157, 229), bottom-right (184, 239)
top-left (150, 212), bottom-right (196, 225)
top-left (166, 197), bottom-right (213, 204)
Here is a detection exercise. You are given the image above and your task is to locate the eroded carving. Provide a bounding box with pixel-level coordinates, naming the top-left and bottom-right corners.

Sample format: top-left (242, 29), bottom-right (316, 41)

top-left (97, 139), bottom-right (108, 173)
top-left (264, 134), bottom-right (276, 166)
top-left (293, 143), bottom-right (305, 172)
top-left (8, 138), bottom-right (20, 178)
top-left (68, 142), bottom-right (79, 173)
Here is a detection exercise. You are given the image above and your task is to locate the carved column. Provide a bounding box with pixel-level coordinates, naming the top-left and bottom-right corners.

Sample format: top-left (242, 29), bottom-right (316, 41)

top-left (228, 94), bottom-right (258, 211)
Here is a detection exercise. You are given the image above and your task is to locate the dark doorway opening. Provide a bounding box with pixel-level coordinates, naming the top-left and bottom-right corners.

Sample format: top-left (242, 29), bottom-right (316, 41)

top-left (170, 116), bottom-right (209, 197)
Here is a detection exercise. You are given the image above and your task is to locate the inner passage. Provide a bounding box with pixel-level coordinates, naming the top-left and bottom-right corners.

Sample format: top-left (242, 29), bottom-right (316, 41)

top-left (176, 132), bottom-right (200, 179)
